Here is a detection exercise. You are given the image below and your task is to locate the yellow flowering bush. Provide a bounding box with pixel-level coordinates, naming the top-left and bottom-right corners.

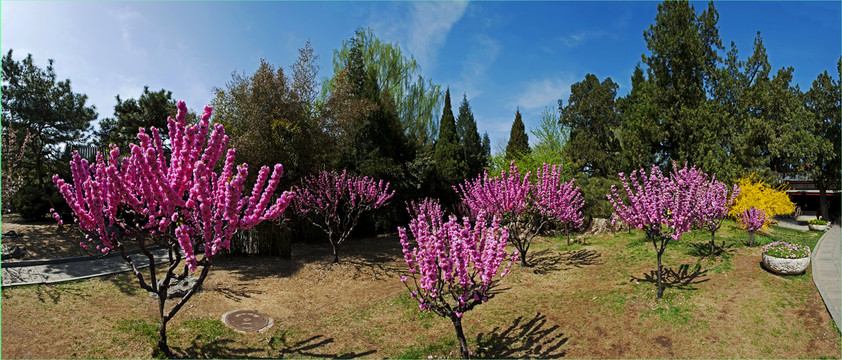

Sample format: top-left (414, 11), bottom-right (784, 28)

top-left (729, 172), bottom-right (795, 229)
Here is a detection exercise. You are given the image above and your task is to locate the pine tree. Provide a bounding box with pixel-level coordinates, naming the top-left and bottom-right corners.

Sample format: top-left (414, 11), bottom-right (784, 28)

top-left (456, 93), bottom-right (484, 178)
top-left (560, 74), bottom-right (622, 177)
top-left (434, 88), bottom-right (467, 186)
top-left (481, 132), bottom-right (491, 170)
top-left (505, 108), bottom-right (530, 161)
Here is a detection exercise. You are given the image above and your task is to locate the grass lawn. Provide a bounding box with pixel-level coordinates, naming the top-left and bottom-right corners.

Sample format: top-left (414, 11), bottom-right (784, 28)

top-left (1, 220), bottom-right (839, 358)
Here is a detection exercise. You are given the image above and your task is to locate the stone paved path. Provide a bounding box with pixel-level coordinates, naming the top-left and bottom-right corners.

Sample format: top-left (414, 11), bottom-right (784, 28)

top-left (812, 224), bottom-right (841, 331)
top-left (1, 247), bottom-right (169, 286)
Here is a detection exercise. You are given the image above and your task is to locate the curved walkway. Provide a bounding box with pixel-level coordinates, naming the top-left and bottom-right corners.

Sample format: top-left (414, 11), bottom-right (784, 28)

top-left (1, 247), bottom-right (169, 286)
top-left (812, 224), bottom-right (841, 331)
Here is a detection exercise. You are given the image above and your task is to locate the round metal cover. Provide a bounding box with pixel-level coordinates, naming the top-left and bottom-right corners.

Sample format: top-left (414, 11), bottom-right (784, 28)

top-left (221, 310), bottom-right (274, 333)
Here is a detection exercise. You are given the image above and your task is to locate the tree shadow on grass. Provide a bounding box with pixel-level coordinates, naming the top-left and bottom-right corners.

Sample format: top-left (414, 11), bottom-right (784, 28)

top-left (268, 333), bottom-right (377, 359)
top-left (172, 333), bottom-right (375, 359)
top-left (216, 256), bottom-right (305, 283)
top-left (686, 241), bottom-right (735, 259)
top-left (33, 284), bottom-right (88, 304)
top-left (631, 264), bottom-right (709, 291)
top-left (106, 273), bottom-right (144, 296)
top-left (343, 256), bottom-right (409, 281)
top-left (531, 248), bottom-right (601, 275)
top-left (475, 312), bottom-right (568, 359)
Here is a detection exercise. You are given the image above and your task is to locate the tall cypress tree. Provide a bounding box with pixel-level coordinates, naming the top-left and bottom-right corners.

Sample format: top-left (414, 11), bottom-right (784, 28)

top-left (481, 132), bottom-right (491, 171)
top-left (505, 108), bottom-right (530, 161)
top-left (456, 93), bottom-right (484, 178)
top-left (434, 88), bottom-right (467, 186)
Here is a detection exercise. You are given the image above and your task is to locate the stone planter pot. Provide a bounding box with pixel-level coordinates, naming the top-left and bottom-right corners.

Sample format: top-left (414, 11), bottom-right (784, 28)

top-left (808, 224), bottom-right (829, 231)
top-left (762, 253), bottom-right (810, 275)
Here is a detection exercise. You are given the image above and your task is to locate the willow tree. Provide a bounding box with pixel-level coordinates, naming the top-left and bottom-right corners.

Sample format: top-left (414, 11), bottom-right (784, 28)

top-left (324, 28), bottom-right (442, 146)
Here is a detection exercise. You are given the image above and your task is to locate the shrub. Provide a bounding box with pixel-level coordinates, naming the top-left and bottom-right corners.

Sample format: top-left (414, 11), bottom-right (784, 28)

top-left (729, 172), bottom-right (794, 228)
top-left (808, 218), bottom-right (828, 226)
top-left (762, 241), bottom-right (811, 259)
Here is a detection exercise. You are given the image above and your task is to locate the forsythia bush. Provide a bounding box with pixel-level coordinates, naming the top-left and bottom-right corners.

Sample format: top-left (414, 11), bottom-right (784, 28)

top-left (728, 172), bottom-right (794, 228)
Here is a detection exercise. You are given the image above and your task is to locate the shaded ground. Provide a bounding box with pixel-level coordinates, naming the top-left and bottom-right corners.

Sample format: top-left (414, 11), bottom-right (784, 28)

top-left (1, 214), bottom-right (88, 260)
top-left (1, 220), bottom-right (840, 358)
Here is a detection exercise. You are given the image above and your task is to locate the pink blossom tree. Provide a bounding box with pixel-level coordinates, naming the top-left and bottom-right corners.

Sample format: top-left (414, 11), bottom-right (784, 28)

top-left (1, 126), bottom-right (33, 212)
top-left (739, 207), bottom-right (766, 247)
top-left (292, 169), bottom-right (394, 263)
top-left (695, 179), bottom-right (740, 257)
top-left (399, 198), bottom-right (516, 359)
top-left (607, 163), bottom-right (707, 298)
top-left (454, 162), bottom-right (584, 266)
top-left (535, 163), bottom-right (584, 246)
top-left (52, 101), bottom-right (293, 357)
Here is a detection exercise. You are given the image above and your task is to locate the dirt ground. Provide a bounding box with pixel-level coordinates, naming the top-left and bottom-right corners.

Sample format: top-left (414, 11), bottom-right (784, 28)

top-left (1, 214), bottom-right (88, 259)
top-left (1, 224), bottom-right (840, 359)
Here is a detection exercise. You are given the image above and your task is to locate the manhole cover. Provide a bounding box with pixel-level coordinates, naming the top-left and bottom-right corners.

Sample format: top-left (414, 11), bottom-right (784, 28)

top-left (221, 310), bottom-right (274, 333)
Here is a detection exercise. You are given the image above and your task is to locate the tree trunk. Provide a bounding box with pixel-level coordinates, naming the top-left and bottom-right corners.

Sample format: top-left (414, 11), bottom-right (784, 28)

top-left (566, 225), bottom-right (570, 246)
top-left (656, 250), bottom-right (664, 299)
top-left (709, 231), bottom-right (716, 259)
top-left (749, 231), bottom-right (755, 247)
top-left (156, 291), bottom-right (172, 357)
top-left (519, 247), bottom-right (528, 267)
top-left (451, 315), bottom-right (470, 359)
top-left (817, 176), bottom-right (830, 223)
top-left (332, 244), bottom-right (339, 263)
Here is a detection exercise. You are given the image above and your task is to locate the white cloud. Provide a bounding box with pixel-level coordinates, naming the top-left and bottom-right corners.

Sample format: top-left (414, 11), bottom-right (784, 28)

top-left (510, 76), bottom-right (575, 111)
top-left (407, 2), bottom-right (468, 71)
top-left (453, 33), bottom-right (500, 99)
top-left (556, 30), bottom-right (606, 48)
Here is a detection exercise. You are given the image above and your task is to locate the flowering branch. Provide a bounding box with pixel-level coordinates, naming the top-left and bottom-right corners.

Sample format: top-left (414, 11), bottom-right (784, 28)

top-left (399, 198), bottom-right (516, 359)
top-left (607, 162), bottom-right (708, 298)
top-left (292, 169), bottom-right (394, 263)
top-left (51, 101), bottom-right (293, 357)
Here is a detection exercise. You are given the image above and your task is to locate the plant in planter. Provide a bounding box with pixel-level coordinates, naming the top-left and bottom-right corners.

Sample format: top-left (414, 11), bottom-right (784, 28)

top-left (739, 207), bottom-right (766, 247)
top-left (808, 218), bottom-right (829, 231)
top-left (761, 241), bottom-right (811, 275)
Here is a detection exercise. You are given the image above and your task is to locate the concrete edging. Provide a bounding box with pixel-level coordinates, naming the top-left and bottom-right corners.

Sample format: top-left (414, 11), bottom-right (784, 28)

top-left (810, 224), bottom-right (841, 332)
top-left (1, 246), bottom-right (160, 268)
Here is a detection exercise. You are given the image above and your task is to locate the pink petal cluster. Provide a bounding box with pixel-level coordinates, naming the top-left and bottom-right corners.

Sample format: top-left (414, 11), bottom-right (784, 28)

top-left (454, 162), bottom-right (532, 221)
top-left (291, 169), bottom-right (394, 260)
top-left (739, 207), bottom-right (766, 232)
top-left (52, 101), bottom-right (294, 270)
top-left (534, 163), bottom-right (584, 230)
top-left (695, 178), bottom-right (740, 233)
top-left (607, 163), bottom-right (708, 241)
top-left (454, 162), bottom-right (584, 263)
top-left (292, 170), bottom-right (393, 217)
top-left (399, 198), bottom-right (516, 317)
top-left (762, 241), bottom-right (810, 259)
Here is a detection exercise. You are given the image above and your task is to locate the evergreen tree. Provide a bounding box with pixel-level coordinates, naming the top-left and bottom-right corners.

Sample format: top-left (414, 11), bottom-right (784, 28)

top-left (1, 50), bottom-right (97, 219)
top-left (327, 28), bottom-right (442, 147)
top-left (642, 0), bottom-right (724, 170)
top-left (481, 132), bottom-right (492, 170)
top-left (505, 108), bottom-right (530, 161)
top-left (96, 86), bottom-right (178, 152)
top-left (560, 74), bottom-right (622, 177)
top-left (775, 59), bottom-right (841, 221)
top-left (617, 65), bottom-right (661, 173)
top-left (456, 93), bottom-right (484, 178)
top-left (434, 88), bottom-right (467, 185)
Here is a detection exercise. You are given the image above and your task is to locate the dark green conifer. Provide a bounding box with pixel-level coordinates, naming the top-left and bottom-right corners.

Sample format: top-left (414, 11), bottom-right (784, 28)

top-left (505, 108), bottom-right (530, 161)
top-left (456, 93), bottom-right (485, 178)
top-left (433, 88), bottom-right (467, 185)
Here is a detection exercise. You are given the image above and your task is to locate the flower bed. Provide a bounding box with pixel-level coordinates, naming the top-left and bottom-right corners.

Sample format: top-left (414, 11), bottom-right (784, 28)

top-left (761, 241), bottom-right (811, 275)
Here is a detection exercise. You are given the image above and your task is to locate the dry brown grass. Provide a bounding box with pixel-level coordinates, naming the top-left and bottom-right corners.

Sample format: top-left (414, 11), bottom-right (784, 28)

top-left (1, 223), bottom-right (840, 359)
top-left (1, 214), bottom-right (88, 259)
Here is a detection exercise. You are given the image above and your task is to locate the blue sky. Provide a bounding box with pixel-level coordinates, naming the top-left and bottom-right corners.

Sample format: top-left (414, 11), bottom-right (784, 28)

top-left (2, 1), bottom-right (840, 152)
